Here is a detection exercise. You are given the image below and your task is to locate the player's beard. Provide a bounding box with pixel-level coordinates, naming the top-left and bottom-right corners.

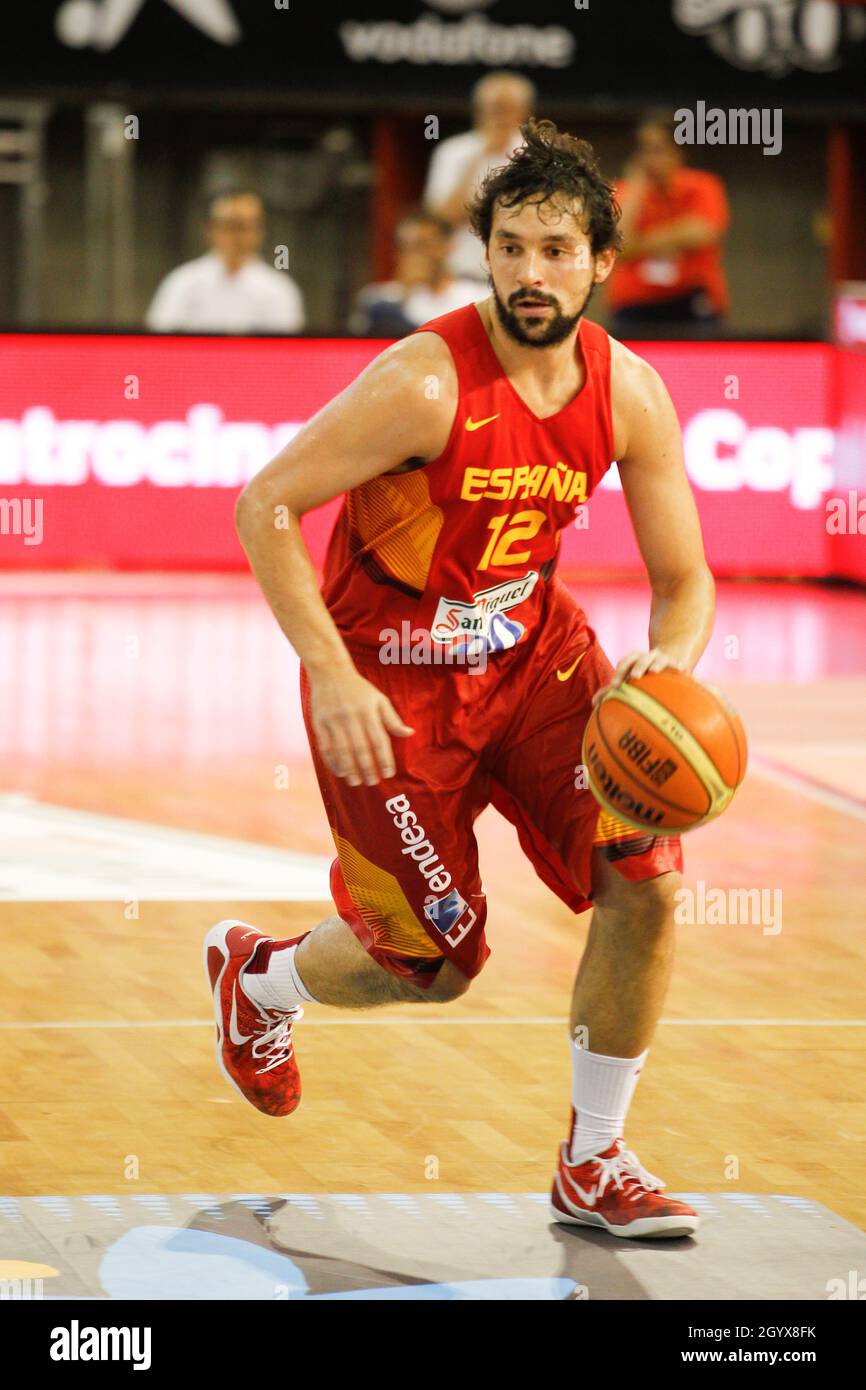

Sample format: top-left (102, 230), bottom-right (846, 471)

top-left (490, 278), bottom-right (596, 348)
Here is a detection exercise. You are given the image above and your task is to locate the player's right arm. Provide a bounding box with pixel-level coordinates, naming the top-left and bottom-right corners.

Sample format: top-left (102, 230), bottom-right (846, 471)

top-left (235, 332), bottom-right (457, 786)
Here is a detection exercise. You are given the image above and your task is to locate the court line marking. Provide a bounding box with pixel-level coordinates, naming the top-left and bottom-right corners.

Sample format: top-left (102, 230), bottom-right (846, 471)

top-left (750, 754), bottom-right (866, 822)
top-left (0, 1017), bottom-right (864, 1031)
top-left (0, 795), bottom-right (332, 902)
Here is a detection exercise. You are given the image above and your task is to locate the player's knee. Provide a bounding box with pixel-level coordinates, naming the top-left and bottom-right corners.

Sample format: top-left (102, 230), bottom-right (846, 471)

top-left (631, 870), bottom-right (681, 928)
top-left (434, 964), bottom-right (472, 1002)
top-left (599, 868), bottom-right (680, 932)
top-left (414, 960), bottom-right (471, 1003)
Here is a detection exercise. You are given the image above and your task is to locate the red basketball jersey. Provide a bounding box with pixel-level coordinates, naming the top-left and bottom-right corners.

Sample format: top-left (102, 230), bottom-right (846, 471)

top-left (320, 303), bottom-right (614, 660)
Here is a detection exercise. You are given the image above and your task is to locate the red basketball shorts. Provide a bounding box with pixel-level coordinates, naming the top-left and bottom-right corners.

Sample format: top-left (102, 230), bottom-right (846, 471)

top-left (299, 578), bottom-right (683, 987)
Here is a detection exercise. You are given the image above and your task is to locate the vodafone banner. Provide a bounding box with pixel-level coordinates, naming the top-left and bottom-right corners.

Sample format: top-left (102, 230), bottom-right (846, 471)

top-left (0, 333), bottom-right (849, 576)
top-left (11, 3), bottom-right (866, 108)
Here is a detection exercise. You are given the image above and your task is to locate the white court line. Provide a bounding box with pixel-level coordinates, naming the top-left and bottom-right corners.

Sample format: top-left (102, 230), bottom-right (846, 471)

top-left (750, 755), bottom-right (866, 823)
top-left (0, 795), bottom-right (332, 901)
top-left (0, 1017), bottom-right (864, 1031)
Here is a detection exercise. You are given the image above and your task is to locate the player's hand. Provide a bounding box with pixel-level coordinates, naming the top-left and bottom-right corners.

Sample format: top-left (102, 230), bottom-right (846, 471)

top-left (308, 667), bottom-right (415, 787)
top-left (591, 648), bottom-right (685, 709)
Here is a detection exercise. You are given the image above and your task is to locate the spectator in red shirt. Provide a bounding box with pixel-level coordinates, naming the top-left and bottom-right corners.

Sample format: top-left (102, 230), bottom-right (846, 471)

top-left (609, 110), bottom-right (730, 339)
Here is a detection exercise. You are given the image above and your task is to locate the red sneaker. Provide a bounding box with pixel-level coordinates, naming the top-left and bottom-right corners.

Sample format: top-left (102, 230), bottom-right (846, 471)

top-left (203, 919), bottom-right (303, 1118)
top-left (551, 1137), bottom-right (699, 1239)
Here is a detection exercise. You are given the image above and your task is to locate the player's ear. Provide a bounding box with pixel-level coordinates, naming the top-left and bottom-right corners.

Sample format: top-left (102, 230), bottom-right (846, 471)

top-left (592, 247), bottom-right (617, 285)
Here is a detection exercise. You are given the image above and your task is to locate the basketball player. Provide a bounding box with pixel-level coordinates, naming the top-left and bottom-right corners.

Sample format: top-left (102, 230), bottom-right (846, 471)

top-left (205, 120), bottom-right (715, 1240)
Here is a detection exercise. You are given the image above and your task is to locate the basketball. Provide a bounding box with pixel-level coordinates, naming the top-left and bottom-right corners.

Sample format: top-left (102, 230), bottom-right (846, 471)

top-left (582, 670), bottom-right (748, 834)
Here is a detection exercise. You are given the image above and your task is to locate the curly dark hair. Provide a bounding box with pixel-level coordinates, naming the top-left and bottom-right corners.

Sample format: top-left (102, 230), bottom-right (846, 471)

top-left (467, 118), bottom-right (622, 257)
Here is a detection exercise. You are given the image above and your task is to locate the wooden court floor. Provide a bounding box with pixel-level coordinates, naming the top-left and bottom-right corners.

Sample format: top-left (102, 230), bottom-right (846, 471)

top-left (0, 579), bottom-right (864, 1231)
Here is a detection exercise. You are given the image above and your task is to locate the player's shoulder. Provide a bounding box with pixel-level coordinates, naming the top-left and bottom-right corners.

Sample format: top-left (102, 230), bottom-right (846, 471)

top-left (606, 336), bottom-right (675, 450)
top-left (357, 325), bottom-right (459, 407)
top-left (334, 329), bottom-right (458, 463)
top-left (609, 335), bottom-right (666, 396)
top-left (372, 324), bottom-right (457, 368)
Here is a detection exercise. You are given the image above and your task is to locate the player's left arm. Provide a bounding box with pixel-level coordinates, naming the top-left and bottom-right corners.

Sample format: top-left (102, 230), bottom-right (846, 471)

top-left (602, 344), bottom-right (716, 699)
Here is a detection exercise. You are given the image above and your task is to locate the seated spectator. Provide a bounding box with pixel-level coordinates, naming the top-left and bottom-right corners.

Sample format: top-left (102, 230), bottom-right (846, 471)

top-left (423, 70), bottom-right (535, 284)
top-left (146, 189), bottom-right (305, 334)
top-left (349, 211), bottom-right (481, 337)
top-left (609, 111), bottom-right (729, 339)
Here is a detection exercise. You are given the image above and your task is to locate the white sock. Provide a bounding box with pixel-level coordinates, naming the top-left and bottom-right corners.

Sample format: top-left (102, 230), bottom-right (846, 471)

top-left (241, 941), bottom-right (318, 1012)
top-left (568, 1044), bottom-right (649, 1165)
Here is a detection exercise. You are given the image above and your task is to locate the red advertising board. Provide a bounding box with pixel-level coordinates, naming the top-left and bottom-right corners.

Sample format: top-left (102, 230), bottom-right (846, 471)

top-left (829, 348), bottom-right (866, 583)
top-left (0, 333), bottom-right (854, 578)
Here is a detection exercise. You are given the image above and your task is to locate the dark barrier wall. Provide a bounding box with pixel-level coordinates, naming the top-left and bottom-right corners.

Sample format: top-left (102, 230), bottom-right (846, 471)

top-left (10, 1), bottom-right (866, 110)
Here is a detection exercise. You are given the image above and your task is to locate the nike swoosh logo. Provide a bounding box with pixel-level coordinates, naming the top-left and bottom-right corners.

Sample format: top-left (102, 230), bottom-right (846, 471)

top-left (229, 980), bottom-right (254, 1046)
top-left (556, 649), bottom-right (589, 681)
top-left (570, 1181), bottom-right (599, 1207)
top-left (465, 414), bottom-right (500, 432)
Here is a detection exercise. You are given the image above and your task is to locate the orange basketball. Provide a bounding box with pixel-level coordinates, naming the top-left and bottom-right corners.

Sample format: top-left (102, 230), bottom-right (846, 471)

top-left (582, 669), bottom-right (748, 834)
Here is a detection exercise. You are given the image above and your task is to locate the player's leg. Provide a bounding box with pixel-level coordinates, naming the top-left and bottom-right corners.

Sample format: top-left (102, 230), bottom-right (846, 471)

top-left (485, 584), bottom-right (697, 1235)
top-left (282, 914), bottom-right (472, 1006)
top-left (552, 863), bottom-right (697, 1237)
top-left (490, 786), bottom-right (696, 1236)
top-left (204, 655), bottom-right (488, 1115)
top-left (569, 852), bottom-right (679, 1058)
top-left (203, 911), bottom-right (471, 1120)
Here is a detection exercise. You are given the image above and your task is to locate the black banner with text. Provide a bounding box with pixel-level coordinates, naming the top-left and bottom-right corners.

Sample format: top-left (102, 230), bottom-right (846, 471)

top-left (6, 1), bottom-right (866, 111)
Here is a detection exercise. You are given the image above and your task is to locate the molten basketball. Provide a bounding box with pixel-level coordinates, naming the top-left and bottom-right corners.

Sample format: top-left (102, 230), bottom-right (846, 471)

top-left (582, 670), bottom-right (748, 834)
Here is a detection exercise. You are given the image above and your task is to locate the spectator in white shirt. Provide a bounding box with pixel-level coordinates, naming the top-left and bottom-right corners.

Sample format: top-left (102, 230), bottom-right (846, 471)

top-left (145, 190), bottom-right (305, 334)
top-left (349, 211), bottom-right (482, 338)
top-left (423, 71), bottom-right (536, 284)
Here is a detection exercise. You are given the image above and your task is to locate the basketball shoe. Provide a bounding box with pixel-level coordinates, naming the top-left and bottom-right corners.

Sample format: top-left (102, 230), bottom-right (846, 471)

top-left (551, 1133), bottom-right (699, 1238)
top-left (204, 919), bottom-right (303, 1117)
